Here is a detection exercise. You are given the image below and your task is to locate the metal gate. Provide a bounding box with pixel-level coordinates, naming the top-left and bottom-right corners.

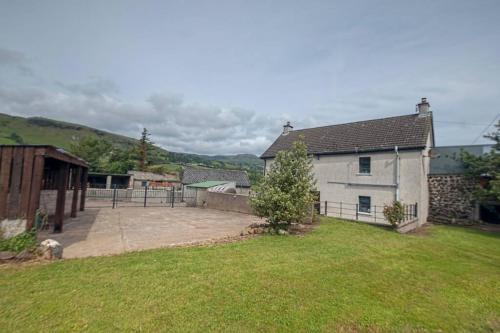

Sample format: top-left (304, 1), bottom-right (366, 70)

top-left (85, 186), bottom-right (197, 208)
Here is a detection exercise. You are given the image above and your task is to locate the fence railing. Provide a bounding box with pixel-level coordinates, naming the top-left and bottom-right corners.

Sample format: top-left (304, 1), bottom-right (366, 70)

top-left (86, 187), bottom-right (197, 208)
top-left (321, 201), bottom-right (418, 225)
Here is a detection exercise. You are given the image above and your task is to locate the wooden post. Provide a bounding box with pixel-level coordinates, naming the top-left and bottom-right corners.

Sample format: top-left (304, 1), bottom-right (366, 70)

top-left (0, 147), bottom-right (13, 220)
top-left (356, 204), bottom-right (359, 220)
top-left (324, 201), bottom-right (327, 216)
top-left (54, 163), bottom-right (69, 233)
top-left (7, 148), bottom-right (23, 219)
top-left (71, 167), bottom-right (81, 218)
top-left (26, 151), bottom-right (45, 230)
top-left (19, 147), bottom-right (34, 218)
top-left (80, 168), bottom-right (88, 211)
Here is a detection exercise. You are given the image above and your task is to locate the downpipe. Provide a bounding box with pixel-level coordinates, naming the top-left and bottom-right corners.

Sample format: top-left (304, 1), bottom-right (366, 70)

top-left (395, 146), bottom-right (400, 201)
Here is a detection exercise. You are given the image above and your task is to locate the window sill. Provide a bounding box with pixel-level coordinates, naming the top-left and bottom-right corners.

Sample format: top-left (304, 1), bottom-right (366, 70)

top-left (356, 173), bottom-right (372, 176)
top-left (358, 212), bottom-right (372, 216)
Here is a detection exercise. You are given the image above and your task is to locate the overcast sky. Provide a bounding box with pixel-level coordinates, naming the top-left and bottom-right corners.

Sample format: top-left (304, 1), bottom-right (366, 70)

top-left (0, 0), bottom-right (499, 155)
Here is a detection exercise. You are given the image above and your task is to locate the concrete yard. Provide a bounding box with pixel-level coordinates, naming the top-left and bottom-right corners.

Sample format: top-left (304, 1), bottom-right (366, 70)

top-left (38, 207), bottom-right (262, 258)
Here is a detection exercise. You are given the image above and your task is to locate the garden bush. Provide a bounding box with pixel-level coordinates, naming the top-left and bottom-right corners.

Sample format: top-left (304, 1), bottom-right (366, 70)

top-left (0, 230), bottom-right (37, 253)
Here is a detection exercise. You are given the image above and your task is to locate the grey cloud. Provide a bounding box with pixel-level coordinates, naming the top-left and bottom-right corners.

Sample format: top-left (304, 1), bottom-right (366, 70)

top-left (0, 84), bottom-right (282, 155)
top-left (56, 78), bottom-right (119, 97)
top-left (0, 47), bottom-right (35, 77)
top-left (0, 48), bottom-right (27, 65)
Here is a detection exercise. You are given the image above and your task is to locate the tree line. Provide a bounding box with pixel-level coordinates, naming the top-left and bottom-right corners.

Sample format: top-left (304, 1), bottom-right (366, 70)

top-left (70, 128), bottom-right (155, 174)
top-left (70, 128), bottom-right (264, 185)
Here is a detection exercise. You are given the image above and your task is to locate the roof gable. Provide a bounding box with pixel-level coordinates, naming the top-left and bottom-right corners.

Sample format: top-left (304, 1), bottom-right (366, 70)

top-left (261, 113), bottom-right (434, 158)
top-left (128, 170), bottom-right (178, 181)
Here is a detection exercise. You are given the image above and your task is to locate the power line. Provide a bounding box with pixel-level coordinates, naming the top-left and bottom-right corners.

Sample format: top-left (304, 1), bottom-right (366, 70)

top-left (471, 113), bottom-right (499, 144)
top-left (434, 120), bottom-right (492, 126)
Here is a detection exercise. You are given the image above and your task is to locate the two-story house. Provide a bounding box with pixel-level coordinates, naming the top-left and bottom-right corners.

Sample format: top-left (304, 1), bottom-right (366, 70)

top-left (260, 98), bottom-right (435, 227)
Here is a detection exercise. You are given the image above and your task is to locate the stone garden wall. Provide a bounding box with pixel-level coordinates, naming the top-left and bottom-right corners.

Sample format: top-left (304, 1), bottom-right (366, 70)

top-left (428, 175), bottom-right (478, 224)
top-left (206, 192), bottom-right (253, 214)
top-left (39, 190), bottom-right (78, 216)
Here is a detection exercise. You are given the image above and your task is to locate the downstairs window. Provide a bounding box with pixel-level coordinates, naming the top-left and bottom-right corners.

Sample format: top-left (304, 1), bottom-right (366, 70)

top-left (358, 196), bottom-right (371, 213)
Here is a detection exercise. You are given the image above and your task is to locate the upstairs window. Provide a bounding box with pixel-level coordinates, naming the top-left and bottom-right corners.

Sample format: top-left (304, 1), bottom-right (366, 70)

top-left (358, 196), bottom-right (371, 213)
top-left (359, 157), bottom-right (371, 174)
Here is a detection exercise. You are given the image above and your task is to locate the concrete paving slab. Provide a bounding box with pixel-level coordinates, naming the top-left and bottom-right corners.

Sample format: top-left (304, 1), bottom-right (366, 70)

top-left (38, 207), bottom-right (262, 258)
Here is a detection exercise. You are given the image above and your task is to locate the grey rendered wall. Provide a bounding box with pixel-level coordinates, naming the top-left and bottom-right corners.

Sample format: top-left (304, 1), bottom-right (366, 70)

top-left (206, 192), bottom-right (253, 214)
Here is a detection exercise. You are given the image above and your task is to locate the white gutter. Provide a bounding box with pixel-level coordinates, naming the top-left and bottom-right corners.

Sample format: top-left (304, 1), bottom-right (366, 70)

top-left (395, 146), bottom-right (400, 201)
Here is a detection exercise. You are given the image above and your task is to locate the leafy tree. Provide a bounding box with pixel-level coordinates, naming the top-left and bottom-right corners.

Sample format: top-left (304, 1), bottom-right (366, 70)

top-left (9, 132), bottom-right (24, 144)
top-left (104, 147), bottom-right (136, 174)
top-left (250, 137), bottom-right (316, 230)
top-left (136, 128), bottom-right (154, 171)
top-left (246, 167), bottom-right (263, 186)
top-left (70, 136), bottom-right (112, 172)
top-left (71, 136), bottom-right (139, 174)
top-left (461, 121), bottom-right (500, 202)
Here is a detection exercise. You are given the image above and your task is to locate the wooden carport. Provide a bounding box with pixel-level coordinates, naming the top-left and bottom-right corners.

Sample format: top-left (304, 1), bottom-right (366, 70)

top-left (0, 145), bottom-right (88, 233)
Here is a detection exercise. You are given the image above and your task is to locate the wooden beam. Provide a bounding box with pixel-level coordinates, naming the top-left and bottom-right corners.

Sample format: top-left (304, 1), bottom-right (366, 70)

top-left (54, 163), bottom-right (69, 233)
top-left (44, 146), bottom-right (88, 168)
top-left (71, 167), bottom-right (81, 218)
top-left (26, 150), bottom-right (45, 230)
top-left (0, 147), bottom-right (13, 220)
top-left (80, 168), bottom-right (88, 211)
top-left (7, 147), bottom-right (24, 219)
top-left (19, 147), bottom-right (35, 218)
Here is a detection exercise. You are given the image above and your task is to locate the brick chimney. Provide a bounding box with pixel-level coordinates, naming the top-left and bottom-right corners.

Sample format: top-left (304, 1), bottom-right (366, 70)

top-left (282, 121), bottom-right (293, 135)
top-left (416, 97), bottom-right (430, 114)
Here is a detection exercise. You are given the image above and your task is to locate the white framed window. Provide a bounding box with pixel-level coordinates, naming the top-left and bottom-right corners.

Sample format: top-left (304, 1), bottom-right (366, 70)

top-left (359, 157), bottom-right (371, 174)
top-left (358, 196), bottom-right (371, 213)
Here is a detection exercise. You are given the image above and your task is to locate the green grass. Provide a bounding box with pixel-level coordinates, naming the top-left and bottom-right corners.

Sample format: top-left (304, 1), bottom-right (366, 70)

top-left (1, 218), bottom-right (499, 332)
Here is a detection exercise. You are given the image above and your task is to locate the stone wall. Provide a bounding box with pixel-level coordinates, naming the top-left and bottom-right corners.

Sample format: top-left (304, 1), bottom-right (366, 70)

top-left (0, 218), bottom-right (26, 238)
top-left (428, 175), bottom-right (477, 224)
top-left (206, 192), bottom-right (253, 214)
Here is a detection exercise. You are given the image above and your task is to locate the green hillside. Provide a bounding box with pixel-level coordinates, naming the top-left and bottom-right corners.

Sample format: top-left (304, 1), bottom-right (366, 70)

top-left (0, 113), bottom-right (135, 149)
top-left (0, 113), bottom-right (264, 174)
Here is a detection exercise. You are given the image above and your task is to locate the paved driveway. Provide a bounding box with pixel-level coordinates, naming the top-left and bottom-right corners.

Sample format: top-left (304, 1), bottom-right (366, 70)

top-left (38, 207), bottom-right (262, 258)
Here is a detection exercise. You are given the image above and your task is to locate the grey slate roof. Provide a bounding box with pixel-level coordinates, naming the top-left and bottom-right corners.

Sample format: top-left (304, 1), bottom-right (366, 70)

top-left (181, 167), bottom-right (251, 187)
top-left (128, 170), bottom-right (178, 181)
top-left (261, 113), bottom-right (434, 158)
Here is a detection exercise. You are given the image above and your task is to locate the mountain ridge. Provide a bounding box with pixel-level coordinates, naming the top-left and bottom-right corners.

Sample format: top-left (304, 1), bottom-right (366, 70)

top-left (0, 113), bottom-right (264, 171)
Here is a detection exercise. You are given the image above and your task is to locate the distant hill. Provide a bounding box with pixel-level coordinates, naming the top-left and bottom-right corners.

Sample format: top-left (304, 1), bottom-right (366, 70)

top-left (0, 113), bottom-right (264, 173)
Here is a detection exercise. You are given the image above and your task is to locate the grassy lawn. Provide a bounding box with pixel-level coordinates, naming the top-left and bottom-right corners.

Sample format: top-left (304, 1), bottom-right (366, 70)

top-left (1, 218), bottom-right (499, 332)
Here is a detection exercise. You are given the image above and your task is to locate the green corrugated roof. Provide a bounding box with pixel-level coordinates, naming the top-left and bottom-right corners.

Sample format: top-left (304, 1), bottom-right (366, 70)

top-left (186, 180), bottom-right (230, 189)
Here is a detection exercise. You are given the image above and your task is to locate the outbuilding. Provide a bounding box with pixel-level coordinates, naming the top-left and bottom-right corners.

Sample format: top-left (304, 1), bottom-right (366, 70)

top-left (87, 172), bottom-right (131, 189)
top-left (0, 145), bottom-right (88, 237)
top-left (181, 167), bottom-right (251, 194)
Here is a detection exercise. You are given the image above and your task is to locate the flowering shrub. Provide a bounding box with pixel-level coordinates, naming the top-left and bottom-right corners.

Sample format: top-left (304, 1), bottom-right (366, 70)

top-left (383, 201), bottom-right (405, 227)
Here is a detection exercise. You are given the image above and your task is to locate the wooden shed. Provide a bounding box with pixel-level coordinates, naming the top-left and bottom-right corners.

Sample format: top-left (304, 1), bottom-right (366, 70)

top-left (0, 145), bottom-right (88, 235)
